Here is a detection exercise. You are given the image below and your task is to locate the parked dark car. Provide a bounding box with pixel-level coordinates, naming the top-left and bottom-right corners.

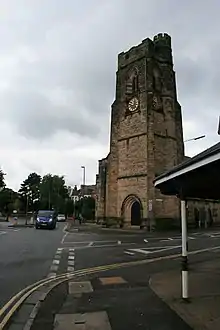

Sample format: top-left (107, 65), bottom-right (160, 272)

top-left (35, 210), bottom-right (57, 229)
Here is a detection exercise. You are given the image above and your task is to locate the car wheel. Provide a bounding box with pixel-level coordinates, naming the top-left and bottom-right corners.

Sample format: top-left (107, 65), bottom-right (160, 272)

top-left (35, 225), bottom-right (39, 229)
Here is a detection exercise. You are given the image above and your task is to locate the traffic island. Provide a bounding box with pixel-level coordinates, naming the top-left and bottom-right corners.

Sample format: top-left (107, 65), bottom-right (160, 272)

top-left (150, 258), bottom-right (220, 330)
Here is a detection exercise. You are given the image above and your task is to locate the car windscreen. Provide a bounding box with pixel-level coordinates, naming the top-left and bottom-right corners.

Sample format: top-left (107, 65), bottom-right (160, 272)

top-left (38, 211), bottom-right (54, 217)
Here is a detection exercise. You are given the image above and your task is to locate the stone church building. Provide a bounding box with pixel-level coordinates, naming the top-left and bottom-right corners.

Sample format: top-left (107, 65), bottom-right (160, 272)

top-left (95, 33), bottom-right (220, 229)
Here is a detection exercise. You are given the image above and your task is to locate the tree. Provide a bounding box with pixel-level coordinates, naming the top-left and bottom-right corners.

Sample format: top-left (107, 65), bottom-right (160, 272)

top-left (13, 198), bottom-right (22, 212)
top-left (0, 188), bottom-right (17, 215)
top-left (19, 172), bottom-right (41, 212)
top-left (65, 199), bottom-right (75, 217)
top-left (0, 169), bottom-right (6, 190)
top-left (40, 174), bottom-right (69, 211)
top-left (81, 197), bottom-right (95, 220)
top-left (75, 199), bottom-right (83, 217)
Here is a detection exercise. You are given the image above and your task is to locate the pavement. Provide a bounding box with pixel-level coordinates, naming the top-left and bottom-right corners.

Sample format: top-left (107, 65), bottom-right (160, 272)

top-left (0, 217), bottom-right (34, 228)
top-left (151, 258), bottom-right (220, 330)
top-left (1, 222), bottom-right (220, 329)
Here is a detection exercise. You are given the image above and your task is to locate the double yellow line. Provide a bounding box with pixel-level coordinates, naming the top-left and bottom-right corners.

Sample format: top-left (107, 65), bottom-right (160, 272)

top-left (1, 244), bottom-right (219, 329)
top-left (0, 253), bottom-right (182, 329)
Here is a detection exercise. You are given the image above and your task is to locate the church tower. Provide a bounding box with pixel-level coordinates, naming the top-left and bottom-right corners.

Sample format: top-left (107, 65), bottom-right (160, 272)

top-left (96, 33), bottom-right (185, 228)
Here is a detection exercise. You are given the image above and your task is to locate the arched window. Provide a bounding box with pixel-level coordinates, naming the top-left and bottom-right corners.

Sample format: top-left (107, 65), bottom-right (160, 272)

top-left (153, 68), bottom-right (162, 91)
top-left (132, 75), bottom-right (138, 94)
top-left (126, 69), bottom-right (139, 95)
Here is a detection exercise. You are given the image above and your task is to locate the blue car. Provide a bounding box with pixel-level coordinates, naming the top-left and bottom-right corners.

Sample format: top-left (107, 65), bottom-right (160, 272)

top-left (35, 210), bottom-right (57, 229)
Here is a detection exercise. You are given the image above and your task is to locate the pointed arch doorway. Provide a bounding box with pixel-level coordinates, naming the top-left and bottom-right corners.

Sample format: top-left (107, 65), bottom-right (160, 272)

top-left (121, 195), bottom-right (142, 226)
top-left (131, 200), bottom-right (141, 225)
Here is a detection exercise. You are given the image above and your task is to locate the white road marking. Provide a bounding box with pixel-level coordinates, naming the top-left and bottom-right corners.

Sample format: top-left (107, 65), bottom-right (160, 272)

top-left (53, 259), bottom-right (60, 265)
top-left (118, 241), bottom-right (121, 245)
top-left (210, 234), bottom-right (220, 238)
top-left (124, 251), bottom-right (135, 256)
top-left (67, 266), bottom-right (75, 272)
top-left (47, 272), bottom-right (56, 278)
top-left (50, 265), bottom-right (58, 272)
top-left (63, 240), bottom-right (117, 244)
top-left (63, 224), bottom-right (68, 233)
top-left (161, 237), bottom-right (174, 242)
top-left (129, 248), bottom-right (151, 255)
top-left (144, 239), bottom-right (148, 243)
top-left (69, 248), bottom-right (75, 251)
top-left (128, 245), bottom-right (181, 255)
top-left (188, 236), bottom-right (196, 240)
top-left (61, 232), bottom-right (68, 244)
top-left (88, 242), bottom-right (93, 247)
top-left (68, 260), bottom-right (75, 266)
top-left (68, 255), bottom-right (75, 260)
top-left (54, 254), bottom-right (61, 259)
top-left (72, 242), bottom-right (136, 250)
top-left (0, 231), bottom-right (6, 235)
top-left (57, 248), bottom-right (63, 251)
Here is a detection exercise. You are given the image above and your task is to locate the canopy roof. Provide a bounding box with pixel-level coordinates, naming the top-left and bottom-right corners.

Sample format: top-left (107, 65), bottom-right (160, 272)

top-left (154, 142), bottom-right (220, 200)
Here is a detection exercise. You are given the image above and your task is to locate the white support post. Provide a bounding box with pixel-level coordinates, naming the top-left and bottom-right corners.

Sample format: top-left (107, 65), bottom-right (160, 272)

top-left (181, 199), bottom-right (189, 300)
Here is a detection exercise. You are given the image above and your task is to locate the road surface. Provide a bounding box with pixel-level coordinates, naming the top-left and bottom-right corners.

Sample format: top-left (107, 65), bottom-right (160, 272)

top-left (1, 221), bottom-right (220, 329)
top-left (0, 221), bottom-right (65, 307)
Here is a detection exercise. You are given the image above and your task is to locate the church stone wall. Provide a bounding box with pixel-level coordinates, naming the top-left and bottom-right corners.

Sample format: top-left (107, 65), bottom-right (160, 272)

top-left (95, 33), bottom-right (220, 230)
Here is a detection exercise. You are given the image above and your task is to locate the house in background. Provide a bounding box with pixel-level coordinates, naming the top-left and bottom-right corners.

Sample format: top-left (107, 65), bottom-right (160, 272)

top-left (67, 185), bottom-right (96, 202)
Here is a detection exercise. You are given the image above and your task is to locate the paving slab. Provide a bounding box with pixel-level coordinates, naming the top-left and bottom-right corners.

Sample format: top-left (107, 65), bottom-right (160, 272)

top-left (54, 311), bottom-right (112, 330)
top-left (69, 281), bottom-right (94, 295)
top-left (99, 276), bottom-right (127, 285)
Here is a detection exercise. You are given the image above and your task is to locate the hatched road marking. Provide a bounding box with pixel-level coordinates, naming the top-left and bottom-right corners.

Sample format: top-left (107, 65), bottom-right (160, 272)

top-left (125, 245), bottom-right (181, 256)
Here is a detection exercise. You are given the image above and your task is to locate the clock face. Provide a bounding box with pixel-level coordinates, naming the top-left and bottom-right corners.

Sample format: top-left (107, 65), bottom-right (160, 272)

top-left (128, 97), bottom-right (139, 112)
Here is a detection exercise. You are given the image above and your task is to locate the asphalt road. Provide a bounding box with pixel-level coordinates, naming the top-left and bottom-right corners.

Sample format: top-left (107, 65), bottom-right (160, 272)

top-left (0, 221), bottom-right (65, 308)
top-left (60, 226), bottom-right (220, 272)
top-left (1, 221), bottom-right (220, 328)
top-left (29, 224), bottom-right (220, 330)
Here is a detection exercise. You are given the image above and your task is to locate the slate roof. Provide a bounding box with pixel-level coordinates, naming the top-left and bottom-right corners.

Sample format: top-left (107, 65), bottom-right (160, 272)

top-left (154, 142), bottom-right (220, 183)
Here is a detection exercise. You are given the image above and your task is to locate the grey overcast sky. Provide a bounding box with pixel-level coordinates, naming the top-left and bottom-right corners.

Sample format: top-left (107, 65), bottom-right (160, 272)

top-left (0, 0), bottom-right (220, 190)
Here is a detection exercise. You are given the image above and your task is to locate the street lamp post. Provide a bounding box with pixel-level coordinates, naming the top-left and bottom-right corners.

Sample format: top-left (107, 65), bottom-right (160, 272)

top-left (25, 189), bottom-right (32, 225)
top-left (80, 166), bottom-right (86, 223)
top-left (81, 166), bottom-right (86, 197)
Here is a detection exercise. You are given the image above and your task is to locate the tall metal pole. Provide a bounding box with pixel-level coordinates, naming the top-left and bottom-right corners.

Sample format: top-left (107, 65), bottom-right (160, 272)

top-left (181, 199), bottom-right (189, 300)
top-left (81, 166), bottom-right (86, 197)
top-left (25, 194), bottom-right (29, 226)
top-left (80, 166), bottom-right (86, 223)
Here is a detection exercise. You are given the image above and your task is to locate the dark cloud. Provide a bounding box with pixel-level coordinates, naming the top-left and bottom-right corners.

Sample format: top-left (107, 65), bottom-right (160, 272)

top-left (1, 0), bottom-right (220, 188)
